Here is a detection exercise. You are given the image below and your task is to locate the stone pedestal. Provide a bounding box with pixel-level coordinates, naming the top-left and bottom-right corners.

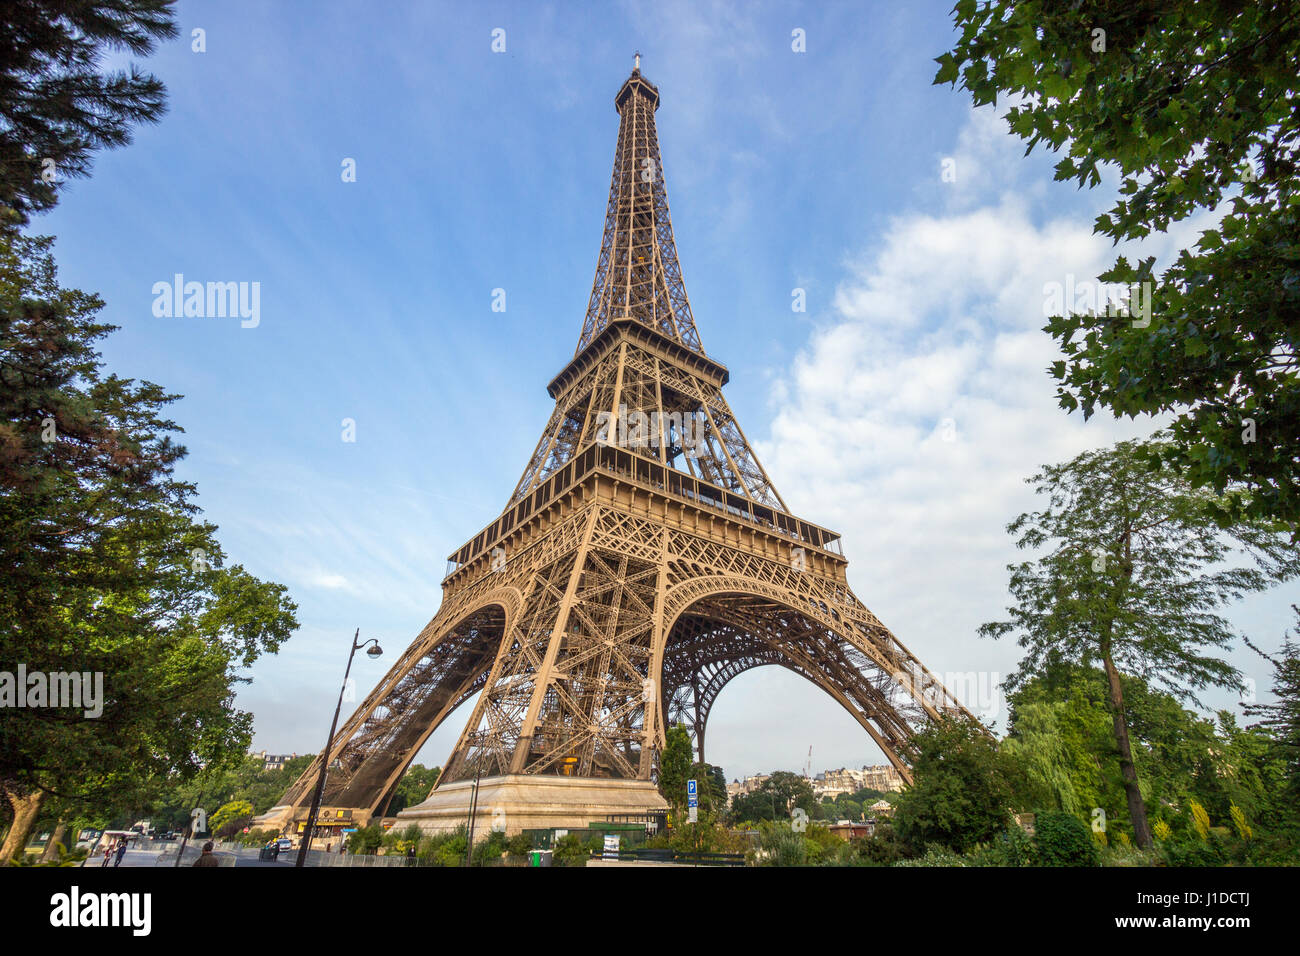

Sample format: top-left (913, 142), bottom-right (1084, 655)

top-left (395, 774), bottom-right (667, 836)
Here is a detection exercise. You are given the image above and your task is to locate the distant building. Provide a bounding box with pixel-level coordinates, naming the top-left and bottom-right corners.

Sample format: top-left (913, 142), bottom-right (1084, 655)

top-left (810, 764), bottom-right (904, 798)
top-left (828, 821), bottom-right (874, 841)
top-left (859, 764), bottom-right (904, 793)
top-left (256, 750), bottom-right (299, 772)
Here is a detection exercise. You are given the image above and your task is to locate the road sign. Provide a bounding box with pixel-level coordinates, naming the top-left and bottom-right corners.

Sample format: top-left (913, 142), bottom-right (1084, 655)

top-left (687, 779), bottom-right (697, 796)
top-left (688, 806), bottom-right (698, 823)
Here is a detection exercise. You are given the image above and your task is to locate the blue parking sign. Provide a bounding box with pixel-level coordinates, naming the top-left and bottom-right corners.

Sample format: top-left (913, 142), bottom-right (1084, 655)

top-left (687, 779), bottom-right (697, 796)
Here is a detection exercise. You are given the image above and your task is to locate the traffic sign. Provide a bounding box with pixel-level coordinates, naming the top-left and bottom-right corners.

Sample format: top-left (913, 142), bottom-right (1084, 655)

top-left (687, 779), bottom-right (697, 796)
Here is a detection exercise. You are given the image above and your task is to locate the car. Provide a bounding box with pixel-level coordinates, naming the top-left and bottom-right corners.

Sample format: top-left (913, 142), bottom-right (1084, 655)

top-left (275, 837), bottom-right (293, 852)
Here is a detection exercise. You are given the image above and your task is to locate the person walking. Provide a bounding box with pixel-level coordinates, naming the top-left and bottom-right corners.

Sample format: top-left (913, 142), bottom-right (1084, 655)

top-left (113, 839), bottom-right (127, 867)
top-left (191, 841), bottom-right (219, 867)
top-left (100, 842), bottom-right (113, 867)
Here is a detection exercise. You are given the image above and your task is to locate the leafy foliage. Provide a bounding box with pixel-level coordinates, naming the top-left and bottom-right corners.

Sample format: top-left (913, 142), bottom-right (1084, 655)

top-left (981, 436), bottom-right (1296, 844)
top-left (657, 723), bottom-right (692, 817)
top-left (936, 0), bottom-right (1300, 528)
top-left (0, 233), bottom-right (297, 857)
top-left (1034, 810), bottom-right (1101, 866)
top-left (891, 716), bottom-right (1023, 853)
top-left (730, 770), bottom-right (818, 823)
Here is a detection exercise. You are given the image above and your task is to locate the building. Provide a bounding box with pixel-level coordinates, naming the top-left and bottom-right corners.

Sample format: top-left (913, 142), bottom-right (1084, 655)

top-left (256, 750), bottom-right (299, 772)
top-left (859, 764), bottom-right (905, 793)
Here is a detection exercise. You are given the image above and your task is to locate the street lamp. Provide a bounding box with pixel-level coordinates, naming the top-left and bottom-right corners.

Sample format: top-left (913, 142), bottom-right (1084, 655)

top-left (294, 628), bottom-right (383, 867)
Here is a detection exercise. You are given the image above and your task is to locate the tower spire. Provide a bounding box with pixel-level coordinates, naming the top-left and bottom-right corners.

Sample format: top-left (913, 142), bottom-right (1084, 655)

top-left (575, 63), bottom-right (703, 356)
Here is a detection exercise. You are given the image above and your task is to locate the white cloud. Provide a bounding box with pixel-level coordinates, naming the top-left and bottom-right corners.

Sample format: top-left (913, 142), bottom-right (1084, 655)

top-left (706, 106), bottom-right (1211, 776)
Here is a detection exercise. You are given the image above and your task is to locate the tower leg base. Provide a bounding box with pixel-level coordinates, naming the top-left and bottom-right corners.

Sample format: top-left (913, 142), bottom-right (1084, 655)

top-left (395, 774), bottom-right (667, 836)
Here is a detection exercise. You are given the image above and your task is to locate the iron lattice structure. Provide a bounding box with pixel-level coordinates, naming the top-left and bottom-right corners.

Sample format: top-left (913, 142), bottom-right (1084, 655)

top-left (276, 64), bottom-right (969, 819)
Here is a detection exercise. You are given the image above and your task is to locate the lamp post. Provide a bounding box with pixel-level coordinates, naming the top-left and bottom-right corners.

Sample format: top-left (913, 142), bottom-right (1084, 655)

top-left (295, 628), bottom-right (382, 867)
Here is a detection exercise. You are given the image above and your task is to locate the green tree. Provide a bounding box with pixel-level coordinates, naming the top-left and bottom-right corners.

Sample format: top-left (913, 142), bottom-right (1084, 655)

top-left (981, 438), bottom-right (1297, 847)
top-left (385, 763), bottom-right (440, 815)
top-left (936, 1), bottom-right (1300, 528)
top-left (1243, 608), bottom-right (1300, 829)
top-left (730, 771), bottom-right (817, 824)
top-left (0, 234), bottom-right (298, 861)
top-left (892, 716), bottom-right (1022, 854)
top-left (0, 0), bottom-right (177, 229)
top-left (658, 723), bottom-right (692, 819)
top-left (209, 799), bottom-right (254, 839)
top-left (686, 761), bottom-right (727, 816)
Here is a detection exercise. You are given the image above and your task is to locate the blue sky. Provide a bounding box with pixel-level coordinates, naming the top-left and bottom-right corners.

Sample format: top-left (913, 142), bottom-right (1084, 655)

top-left (38, 0), bottom-right (1298, 781)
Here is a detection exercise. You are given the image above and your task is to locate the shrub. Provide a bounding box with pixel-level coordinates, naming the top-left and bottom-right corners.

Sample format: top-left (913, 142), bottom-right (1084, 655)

top-left (1189, 800), bottom-right (1212, 840)
top-left (965, 826), bottom-right (1035, 866)
top-left (893, 844), bottom-right (968, 867)
top-left (346, 824), bottom-right (384, 855)
top-left (471, 829), bottom-right (509, 864)
top-left (758, 824), bottom-right (806, 866)
top-left (1159, 836), bottom-right (1227, 867)
top-left (552, 834), bottom-right (590, 867)
top-left (1033, 812), bottom-right (1100, 867)
top-left (415, 826), bottom-right (469, 866)
top-left (506, 832), bottom-right (533, 857)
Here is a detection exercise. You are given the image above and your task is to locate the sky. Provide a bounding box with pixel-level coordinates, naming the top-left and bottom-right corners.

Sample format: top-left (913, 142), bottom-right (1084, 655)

top-left (38, 0), bottom-right (1298, 782)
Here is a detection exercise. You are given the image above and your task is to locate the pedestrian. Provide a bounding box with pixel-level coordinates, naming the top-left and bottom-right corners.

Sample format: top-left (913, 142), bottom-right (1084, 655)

top-left (191, 841), bottom-right (219, 867)
top-left (406, 844), bottom-right (416, 867)
top-left (113, 839), bottom-right (127, 867)
top-left (101, 842), bottom-right (112, 867)
top-left (268, 840), bottom-right (280, 862)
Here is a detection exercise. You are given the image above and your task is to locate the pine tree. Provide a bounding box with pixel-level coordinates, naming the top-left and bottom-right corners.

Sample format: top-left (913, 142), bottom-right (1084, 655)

top-left (0, 0), bottom-right (177, 228)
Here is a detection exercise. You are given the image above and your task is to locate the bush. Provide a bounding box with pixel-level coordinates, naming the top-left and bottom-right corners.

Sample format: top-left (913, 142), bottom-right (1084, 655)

top-left (893, 844), bottom-right (968, 867)
top-left (1034, 812), bottom-right (1100, 867)
top-left (757, 824), bottom-right (807, 866)
top-left (471, 829), bottom-right (509, 864)
top-left (506, 832), bottom-right (534, 857)
top-left (416, 826), bottom-right (469, 866)
top-left (346, 824), bottom-right (384, 855)
top-left (1158, 836), bottom-right (1227, 867)
top-left (965, 826), bottom-right (1036, 866)
top-left (552, 834), bottom-right (591, 867)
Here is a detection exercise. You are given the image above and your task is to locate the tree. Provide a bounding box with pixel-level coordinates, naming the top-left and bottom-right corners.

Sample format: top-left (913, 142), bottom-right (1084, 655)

top-left (385, 763), bottom-right (441, 815)
top-left (688, 761), bottom-right (727, 816)
top-left (658, 723), bottom-right (692, 818)
top-left (0, 0), bottom-right (177, 229)
top-left (209, 799), bottom-right (254, 839)
top-left (0, 233), bottom-right (298, 861)
top-left (980, 438), bottom-right (1297, 847)
top-left (891, 716), bottom-right (1023, 854)
top-left (1243, 607), bottom-right (1300, 828)
top-left (936, 1), bottom-right (1300, 528)
top-left (730, 771), bottom-right (816, 824)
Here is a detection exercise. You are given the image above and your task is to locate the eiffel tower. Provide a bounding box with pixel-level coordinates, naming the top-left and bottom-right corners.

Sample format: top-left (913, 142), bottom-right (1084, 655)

top-left (266, 58), bottom-right (970, 836)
